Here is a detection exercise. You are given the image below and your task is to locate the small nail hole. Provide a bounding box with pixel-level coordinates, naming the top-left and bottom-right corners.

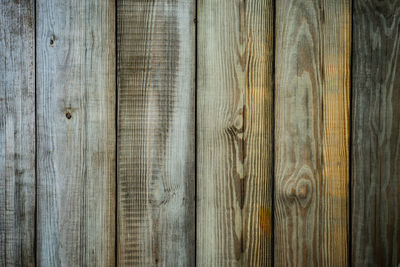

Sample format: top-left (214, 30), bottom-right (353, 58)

top-left (65, 112), bottom-right (72, 119)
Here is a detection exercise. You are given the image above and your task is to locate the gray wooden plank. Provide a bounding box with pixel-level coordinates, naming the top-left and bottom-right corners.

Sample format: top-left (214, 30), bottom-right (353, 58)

top-left (117, 0), bottom-right (195, 266)
top-left (36, 0), bottom-right (116, 265)
top-left (197, 0), bottom-right (274, 265)
top-left (352, 1), bottom-right (400, 266)
top-left (0, 0), bottom-right (35, 266)
top-left (274, 0), bottom-right (351, 266)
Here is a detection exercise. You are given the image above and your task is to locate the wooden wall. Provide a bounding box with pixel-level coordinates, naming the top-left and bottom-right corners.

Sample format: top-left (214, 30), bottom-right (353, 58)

top-left (0, 0), bottom-right (399, 266)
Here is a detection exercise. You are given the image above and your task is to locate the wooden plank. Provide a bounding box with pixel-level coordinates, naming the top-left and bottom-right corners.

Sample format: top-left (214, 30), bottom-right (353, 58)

top-left (0, 0), bottom-right (35, 266)
top-left (197, 0), bottom-right (273, 265)
top-left (274, 0), bottom-right (351, 266)
top-left (352, 1), bottom-right (400, 266)
top-left (117, 0), bottom-right (195, 266)
top-left (36, 0), bottom-right (116, 265)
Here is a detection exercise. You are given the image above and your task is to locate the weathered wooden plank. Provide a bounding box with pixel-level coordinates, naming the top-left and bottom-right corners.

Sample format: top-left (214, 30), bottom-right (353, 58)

top-left (36, 0), bottom-right (116, 266)
top-left (352, 1), bottom-right (400, 266)
top-left (0, 0), bottom-right (35, 266)
top-left (197, 0), bottom-right (273, 265)
top-left (274, 0), bottom-right (351, 266)
top-left (117, 1), bottom-right (195, 266)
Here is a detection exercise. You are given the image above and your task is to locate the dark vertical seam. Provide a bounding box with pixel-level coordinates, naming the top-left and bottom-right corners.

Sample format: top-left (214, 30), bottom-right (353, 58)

top-left (82, 8), bottom-right (89, 263)
top-left (349, 0), bottom-right (353, 266)
top-left (320, 4), bottom-right (325, 263)
top-left (271, 0), bottom-right (276, 266)
top-left (34, 0), bottom-right (38, 265)
top-left (194, 0), bottom-right (198, 265)
top-left (115, 0), bottom-right (118, 265)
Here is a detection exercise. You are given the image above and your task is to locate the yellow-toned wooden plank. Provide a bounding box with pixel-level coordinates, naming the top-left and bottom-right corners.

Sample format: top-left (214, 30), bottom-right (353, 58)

top-left (275, 0), bottom-right (350, 265)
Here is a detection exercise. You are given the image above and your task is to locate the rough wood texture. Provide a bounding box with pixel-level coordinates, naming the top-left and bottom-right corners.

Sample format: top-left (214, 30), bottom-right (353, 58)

top-left (197, 0), bottom-right (273, 265)
top-left (36, 0), bottom-right (116, 266)
top-left (117, 1), bottom-right (195, 266)
top-left (352, 1), bottom-right (400, 266)
top-left (0, 0), bottom-right (35, 266)
top-left (274, 0), bottom-right (350, 266)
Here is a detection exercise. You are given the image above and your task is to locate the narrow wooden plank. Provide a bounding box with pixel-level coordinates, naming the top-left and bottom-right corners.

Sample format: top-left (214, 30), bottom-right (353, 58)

top-left (117, 1), bottom-right (195, 266)
top-left (274, 0), bottom-right (351, 266)
top-left (352, 1), bottom-right (400, 266)
top-left (197, 0), bottom-right (273, 265)
top-left (36, 0), bottom-right (116, 265)
top-left (0, 0), bottom-right (35, 266)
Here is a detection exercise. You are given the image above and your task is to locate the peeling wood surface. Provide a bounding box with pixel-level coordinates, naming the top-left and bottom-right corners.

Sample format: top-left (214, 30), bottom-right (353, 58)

top-left (0, 0), bottom-right (35, 266)
top-left (352, 1), bottom-right (400, 266)
top-left (197, 0), bottom-right (274, 265)
top-left (36, 0), bottom-right (116, 265)
top-left (274, 0), bottom-right (351, 266)
top-left (117, 0), bottom-right (195, 266)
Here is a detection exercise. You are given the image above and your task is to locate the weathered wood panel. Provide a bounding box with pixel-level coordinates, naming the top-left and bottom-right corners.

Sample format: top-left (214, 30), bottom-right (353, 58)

top-left (352, 1), bottom-right (400, 266)
top-left (0, 0), bottom-right (35, 266)
top-left (197, 0), bottom-right (273, 265)
top-left (36, 0), bottom-right (116, 266)
top-left (274, 0), bottom-right (351, 266)
top-left (117, 1), bottom-right (195, 266)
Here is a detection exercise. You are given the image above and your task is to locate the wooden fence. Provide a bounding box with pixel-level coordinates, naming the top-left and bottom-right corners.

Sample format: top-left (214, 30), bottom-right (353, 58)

top-left (1, 0), bottom-right (399, 266)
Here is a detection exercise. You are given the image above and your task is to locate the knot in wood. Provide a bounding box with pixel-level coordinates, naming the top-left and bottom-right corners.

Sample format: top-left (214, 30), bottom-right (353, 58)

top-left (296, 183), bottom-right (309, 200)
top-left (65, 111), bottom-right (72, 119)
top-left (49, 35), bottom-right (56, 47)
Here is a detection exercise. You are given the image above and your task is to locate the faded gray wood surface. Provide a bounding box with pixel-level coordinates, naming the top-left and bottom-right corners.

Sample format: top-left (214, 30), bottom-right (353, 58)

top-left (36, 0), bottom-right (116, 266)
top-left (274, 0), bottom-right (351, 266)
top-left (2, 1), bottom-right (400, 265)
top-left (0, 0), bottom-right (35, 266)
top-left (352, 1), bottom-right (400, 266)
top-left (197, 0), bottom-right (274, 265)
top-left (117, 0), bottom-right (195, 266)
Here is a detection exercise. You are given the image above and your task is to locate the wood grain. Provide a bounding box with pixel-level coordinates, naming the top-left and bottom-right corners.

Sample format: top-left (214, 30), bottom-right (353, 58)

top-left (274, 0), bottom-right (351, 266)
top-left (352, 1), bottom-right (400, 266)
top-left (117, 0), bottom-right (195, 266)
top-left (197, 0), bottom-right (273, 265)
top-left (36, 0), bottom-right (116, 265)
top-left (0, 0), bottom-right (35, 266)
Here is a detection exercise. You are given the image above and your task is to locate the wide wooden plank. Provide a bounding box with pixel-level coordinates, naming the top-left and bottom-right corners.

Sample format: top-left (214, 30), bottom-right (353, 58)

top-left (274, 0), bottom-right (350, 266)
top-left (197, 0), bottom-right (273, 265)
top-left (352, 1), bottom-right (400, 266)
top-left (36, 0), bottom-right (116, 265)
top-left (117, 1), bottom-right (195, 266)
top-left (0, 0), bottom-right (35, 266)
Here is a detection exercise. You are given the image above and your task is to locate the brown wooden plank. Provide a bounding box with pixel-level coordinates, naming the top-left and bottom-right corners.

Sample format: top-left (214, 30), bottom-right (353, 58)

top-left (0, 0), bottom-right (35, 266)
top-left (274, 0), bottom-right (351, 266)
top-left (197, 0), bottom-right (274, 265)
top-left (117, 0), bottom-right (195, 266)
top-left (352, 1), bottom-right (400, 266)
top-left (36, 0), bottom-right (116, 265)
